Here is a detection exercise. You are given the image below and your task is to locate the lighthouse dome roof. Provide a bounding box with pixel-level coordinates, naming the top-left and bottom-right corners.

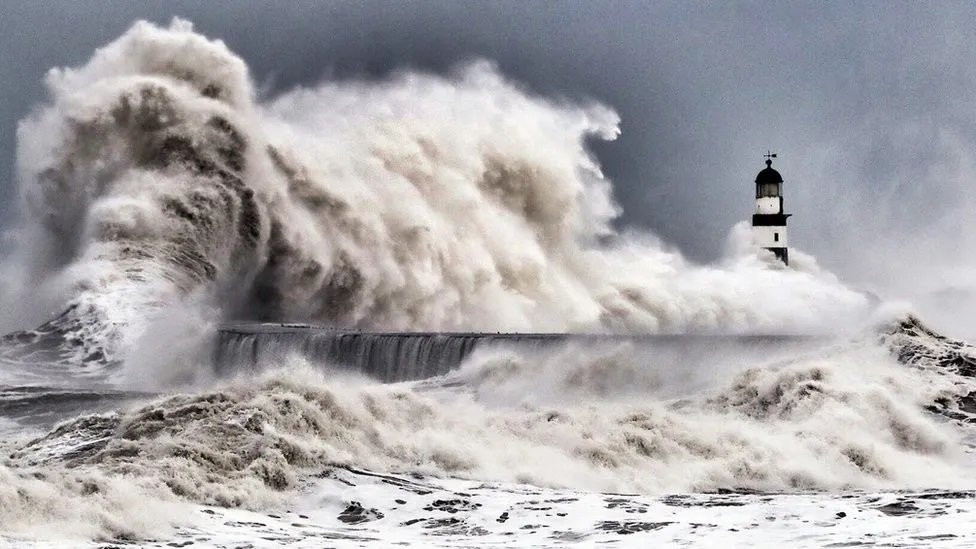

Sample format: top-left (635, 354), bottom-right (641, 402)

top-left (755, 159), bottom-right (783, 184)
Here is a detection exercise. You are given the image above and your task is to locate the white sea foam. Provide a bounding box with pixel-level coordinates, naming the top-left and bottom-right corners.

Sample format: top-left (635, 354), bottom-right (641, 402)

top-left (0, 463), bottom-right (190, 541)
top-left (9, 340), bottom-right (970, 523)
top-left (2, 323), bottom-right (974, 541)
top-left (0, 18), bottom-right (873, 369)
top-left (0, 18), bottom-right (970, 545)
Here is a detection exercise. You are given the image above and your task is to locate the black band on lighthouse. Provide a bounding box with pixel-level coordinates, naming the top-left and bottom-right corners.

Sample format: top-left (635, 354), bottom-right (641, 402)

top-left (752, 214), bottom-right (791, 226)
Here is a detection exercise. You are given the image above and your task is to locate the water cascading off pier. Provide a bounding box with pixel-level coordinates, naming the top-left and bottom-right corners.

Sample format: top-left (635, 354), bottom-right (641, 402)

top-left (214, 323), bottom-right (821, 382)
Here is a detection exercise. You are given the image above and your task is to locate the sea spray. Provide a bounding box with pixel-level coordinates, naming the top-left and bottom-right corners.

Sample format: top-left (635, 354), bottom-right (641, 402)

top-left (0, 463), bottom-right (189, 540)
top-left (12, 339), bottom-right (972, 505)
top-left (0, 16), bottom-right (974, 547)
top-left (0, 19), bottom-right (870, 369)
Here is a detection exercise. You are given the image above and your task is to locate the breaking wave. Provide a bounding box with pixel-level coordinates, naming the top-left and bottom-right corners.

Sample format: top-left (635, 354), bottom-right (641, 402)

top-left (4, 322), bottom-right (976, 540)
top-left (2, 19), bottom-right (972, 544)
top-left (0, 19), bottom-right (870, 368)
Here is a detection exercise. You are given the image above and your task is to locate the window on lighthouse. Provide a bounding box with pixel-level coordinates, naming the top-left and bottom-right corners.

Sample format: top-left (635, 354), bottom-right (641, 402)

top-left (774, 232), bottom-right (779, 242)
top-left (759, 182), bottom-right (780, 197)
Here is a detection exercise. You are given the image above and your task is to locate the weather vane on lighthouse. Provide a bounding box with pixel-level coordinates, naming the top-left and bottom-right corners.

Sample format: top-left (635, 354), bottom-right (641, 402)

top-left (752, 151), bottom-right (791, 265)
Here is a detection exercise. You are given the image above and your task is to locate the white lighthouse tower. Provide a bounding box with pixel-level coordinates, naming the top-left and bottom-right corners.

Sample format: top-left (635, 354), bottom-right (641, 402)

top-left (752, 152), bottom-right (790, 265)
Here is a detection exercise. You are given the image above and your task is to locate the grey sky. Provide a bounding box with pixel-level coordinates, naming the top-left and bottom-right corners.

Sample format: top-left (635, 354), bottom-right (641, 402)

top-left (1, 1), bottom-right (973, 290)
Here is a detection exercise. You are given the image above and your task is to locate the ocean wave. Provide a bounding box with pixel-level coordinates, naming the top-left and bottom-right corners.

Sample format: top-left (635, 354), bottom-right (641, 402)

top-left (0, 18), bottom-right (969, 544)
top-left (7, 321), bottom-right (972, 507)
top-left (0, 19), bottom-right (871, 369)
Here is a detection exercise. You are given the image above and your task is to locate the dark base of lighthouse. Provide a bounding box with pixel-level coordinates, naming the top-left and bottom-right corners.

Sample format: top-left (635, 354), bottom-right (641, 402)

top-left (765, 247), bottom-right (789, 265)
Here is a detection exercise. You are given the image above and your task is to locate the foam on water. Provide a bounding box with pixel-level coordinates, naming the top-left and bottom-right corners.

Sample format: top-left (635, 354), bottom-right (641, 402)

top-left (3, 325), bottom-right (974, 542)
top-left (0, 18), bottom-right (972, 546)
top-left (0, 19), bottom-right (873, 371)
top-left (0, 463), bottom-right (193, 541)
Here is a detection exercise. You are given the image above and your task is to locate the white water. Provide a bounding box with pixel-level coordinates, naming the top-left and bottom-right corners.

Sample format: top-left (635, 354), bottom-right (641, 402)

top-left (0, 19), bottom-right (871, 367)
top-left (4, 334), bottom-right (975, 541)
top-left (0, 18), bottom-right (971, 546)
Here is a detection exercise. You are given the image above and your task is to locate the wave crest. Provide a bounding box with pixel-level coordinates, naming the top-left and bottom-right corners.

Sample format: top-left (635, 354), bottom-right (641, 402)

top-left (2, 18), bottom-right (869, 366)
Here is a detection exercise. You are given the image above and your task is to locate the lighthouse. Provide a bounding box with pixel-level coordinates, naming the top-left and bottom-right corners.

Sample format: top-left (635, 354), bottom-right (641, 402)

top-left (752, 152), bottom-right (791, 265)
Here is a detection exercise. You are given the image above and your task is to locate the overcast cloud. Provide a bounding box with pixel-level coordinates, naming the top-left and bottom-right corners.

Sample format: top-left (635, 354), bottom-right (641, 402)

top-left (1, 1), bottom-right (973, 322)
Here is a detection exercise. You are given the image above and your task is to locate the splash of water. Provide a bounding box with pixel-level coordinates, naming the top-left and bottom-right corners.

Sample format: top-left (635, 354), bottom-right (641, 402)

top-left (4, 335), bottom-right (971, 539)
top-left (0, 19), bottom-right (872, 368)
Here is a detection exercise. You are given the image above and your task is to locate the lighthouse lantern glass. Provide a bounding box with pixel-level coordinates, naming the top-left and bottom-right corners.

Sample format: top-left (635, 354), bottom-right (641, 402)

top-left (757, 182), bottom-right (780, 198)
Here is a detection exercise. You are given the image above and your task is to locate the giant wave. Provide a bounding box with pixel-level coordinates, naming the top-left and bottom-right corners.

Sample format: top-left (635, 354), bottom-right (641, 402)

top-left (0, 19), bottom-right (870, 370)
top-left (0, 19), bottom-right (973, 546)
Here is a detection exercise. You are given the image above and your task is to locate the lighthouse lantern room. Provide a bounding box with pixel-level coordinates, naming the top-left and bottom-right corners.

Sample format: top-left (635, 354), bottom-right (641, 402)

top-left (752, 152), bottom-right (791, 265)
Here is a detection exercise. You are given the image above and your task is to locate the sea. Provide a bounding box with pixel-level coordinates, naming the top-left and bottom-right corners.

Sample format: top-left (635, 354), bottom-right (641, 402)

top-left (1, 18), bottom-right (974, 548)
